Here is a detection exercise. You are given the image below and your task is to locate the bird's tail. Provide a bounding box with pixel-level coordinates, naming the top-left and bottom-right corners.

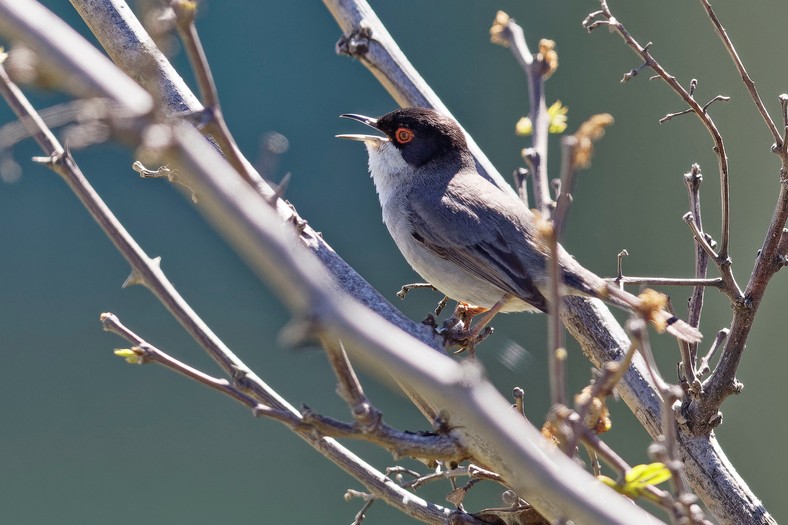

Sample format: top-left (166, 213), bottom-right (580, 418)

top-left (604, 285), bottom-right (702, 344)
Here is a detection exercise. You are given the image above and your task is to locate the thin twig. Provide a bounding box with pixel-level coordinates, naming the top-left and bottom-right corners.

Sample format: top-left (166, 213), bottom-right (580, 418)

top-left (513, 387), bottom-right (525, 417)
top-left (489, 12), bottom-right (551, 213)
top-left (585, 0), bottom-right (734, 266)
top-left (684, 164), bottom-right (709, 346)
top-left (320, 337), bottom-right (383, 431)
top-left (697, 0), bottom-right (781, 146)
top-left (627, 322), bottom-right (712, 524)
top-left (697, 328), bottom-right (730, 377)
top-left (101, 312), bottom-right (264, 409)
top-left (170, 0), bottom-right (256, 185)
top-left (350, 494), bottom-right (375, 525)
top-left (545, 222), bottom-right (567, 409)
top-left (103, 312), bottom-right (468, 463)
top-left (397, 283), bottom-right (437, 299)
top-left (553, 135), bottom-right (578, 232)
top-left (0, 55), bottom-right (456, 525)
top-left (609, 276), bottom-right (723, 288)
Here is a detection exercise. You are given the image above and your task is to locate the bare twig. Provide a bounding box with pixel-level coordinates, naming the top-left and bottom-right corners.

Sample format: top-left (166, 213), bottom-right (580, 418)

top-left (545, 221), bottom-right (567, 409)
top-left (320, 337), bottom-right (383, 431)
top-left (512, 167), bottom-right (530, 205)
top-left (684, 164), bottom-right (709, 337)
top-left (345, 490), bottom-right (376, 525)
top-left (103, 312), bottom-right (467, 466)
top-left (0, 50), bottom-right (455, 525)
top-left (169, 0), bottom-right (256, 185)
top-left (609, 276), bottom-right (723, 289)
top-left (697, 0), bottom-right (781, 146)
top-left (101, 312), bottom-right (264, 408)
top-left (489, 11), bottom-right (551, 213)
top-left (585, 1), bottom-right (734, 267)
top-left (513, 387), bottom-right (525, 417)
top-left (627, 323), bottom-right (712, 525)
top-left (697, 328), bottom-right (730, 377)
top-left (660, 95), bottom-right (730, 124)
top-left (553, 135), bottom-right (577, 233)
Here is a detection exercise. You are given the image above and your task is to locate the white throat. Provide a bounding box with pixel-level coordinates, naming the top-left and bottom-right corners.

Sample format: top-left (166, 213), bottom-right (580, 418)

top-left (365, 140), bottom-right (410, 207)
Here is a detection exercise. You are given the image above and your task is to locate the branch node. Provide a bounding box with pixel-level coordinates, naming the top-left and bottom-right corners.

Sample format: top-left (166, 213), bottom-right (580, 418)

top-left (336, 26), bottom-right (373, 58)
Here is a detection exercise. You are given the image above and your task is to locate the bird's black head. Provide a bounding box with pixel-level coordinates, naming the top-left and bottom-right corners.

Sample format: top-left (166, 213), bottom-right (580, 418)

top-left (374, 108), bottom-right (471, 168)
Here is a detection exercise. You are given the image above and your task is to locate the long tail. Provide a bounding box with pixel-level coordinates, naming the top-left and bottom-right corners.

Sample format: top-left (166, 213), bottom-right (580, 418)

top-left (605, 285), bottom-right (702, 344)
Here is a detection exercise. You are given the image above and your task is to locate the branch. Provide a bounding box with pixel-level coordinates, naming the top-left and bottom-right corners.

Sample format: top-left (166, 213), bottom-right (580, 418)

top-left (697, 0), bottom-right (781, 146)
top-left (0, 32), bottom-right (451, 525)
top-left (323, 0), bottom-right (518, 199)
top-left (68, 0), bottom-right (443, 349)
top-left (102, 313), bottom-right (471, 491)
top-left (169, 0), bottom-right (257, 185)
top-left (489, 11), bottom-right (551, 213)
top-left (165, 118), bottom-right (665, 525)
top-left (0, 3), bottom-right (667, 523)
top-left (585, 1), bottom-right (735, 266)
top-left (3, 1), bottom-right (773, 523)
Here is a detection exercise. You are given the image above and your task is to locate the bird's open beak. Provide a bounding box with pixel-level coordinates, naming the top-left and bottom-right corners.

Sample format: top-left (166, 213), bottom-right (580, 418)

top-left (336, 113), bottom-right (389, 145)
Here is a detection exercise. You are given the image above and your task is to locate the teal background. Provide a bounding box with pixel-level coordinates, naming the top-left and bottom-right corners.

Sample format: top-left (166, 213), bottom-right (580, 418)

top-left (1, 1), bottom-right (786, 523)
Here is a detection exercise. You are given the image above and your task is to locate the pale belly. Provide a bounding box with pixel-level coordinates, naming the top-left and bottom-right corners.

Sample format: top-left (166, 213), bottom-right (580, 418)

top-left (394, 229), bottom-right (541, 313)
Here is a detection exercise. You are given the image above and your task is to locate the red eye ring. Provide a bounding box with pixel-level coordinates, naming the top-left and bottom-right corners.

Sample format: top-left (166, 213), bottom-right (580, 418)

top-left (394, 127), bottom-right (414, 144)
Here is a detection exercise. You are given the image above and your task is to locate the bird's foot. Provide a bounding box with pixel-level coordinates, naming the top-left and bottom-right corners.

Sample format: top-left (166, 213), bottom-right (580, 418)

top-left (423, 312), bottom-right (494, 355)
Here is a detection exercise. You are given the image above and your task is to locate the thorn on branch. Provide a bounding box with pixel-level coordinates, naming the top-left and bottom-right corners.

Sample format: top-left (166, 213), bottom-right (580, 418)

top-left (616, 249), bottom-right (629, 284)
top-left (271, 172), bottom-right (291, 202)
top-left (621, 61), bottom-right (648, 83)
top-left (512, 387), bottom-right (525, 416)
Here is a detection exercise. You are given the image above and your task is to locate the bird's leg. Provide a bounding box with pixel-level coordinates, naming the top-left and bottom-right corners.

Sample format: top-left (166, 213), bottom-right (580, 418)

top-left (431, 302), bottom-right (488, 353)
top-left (432, 297), bottom-right (510, 354)
top-left (467, 296), bottom-right (509, 340)
top-left (459, 296), bottom-right (510, 356)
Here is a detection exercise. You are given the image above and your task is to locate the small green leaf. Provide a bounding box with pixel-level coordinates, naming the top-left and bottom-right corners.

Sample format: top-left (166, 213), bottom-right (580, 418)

top-left (515, 116), bottom-right (533, 136)
top-left (546, 100), bottom-right (568, 134)
top-left (114, 348), bottom-right (144, 364)
top-left (598, 475), bottom-right (618, 490)
top-left (598, 463), bottom-right (672, 500)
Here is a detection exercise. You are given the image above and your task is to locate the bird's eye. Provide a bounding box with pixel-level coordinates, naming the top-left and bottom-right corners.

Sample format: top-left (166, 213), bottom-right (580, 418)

top-left (394, 127), bottom-right (414, 144)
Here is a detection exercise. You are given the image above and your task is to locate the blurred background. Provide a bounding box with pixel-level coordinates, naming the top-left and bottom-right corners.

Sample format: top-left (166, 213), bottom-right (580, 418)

top-left (1, 1), bottom-right (785, 523)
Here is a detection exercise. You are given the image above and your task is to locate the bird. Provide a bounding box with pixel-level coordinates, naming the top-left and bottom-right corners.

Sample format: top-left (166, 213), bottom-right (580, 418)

top-left (336, 107), bottom-right (702, 345)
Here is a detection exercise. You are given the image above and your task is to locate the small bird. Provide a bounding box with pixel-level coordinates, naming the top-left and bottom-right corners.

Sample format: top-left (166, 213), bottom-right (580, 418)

top-left (337, 107), bottom-right (701, 344)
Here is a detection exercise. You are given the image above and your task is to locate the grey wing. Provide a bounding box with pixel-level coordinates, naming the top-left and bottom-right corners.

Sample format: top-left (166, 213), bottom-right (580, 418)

top-left (408, 177), bottom-right (549, 312)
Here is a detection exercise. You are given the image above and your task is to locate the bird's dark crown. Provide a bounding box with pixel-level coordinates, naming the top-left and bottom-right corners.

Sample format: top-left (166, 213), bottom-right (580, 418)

top-left (375, 107), bottom-right (471, 168)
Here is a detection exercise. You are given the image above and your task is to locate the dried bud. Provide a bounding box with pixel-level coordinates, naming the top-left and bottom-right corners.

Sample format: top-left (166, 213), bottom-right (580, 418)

top-left (571, 113), bottom-right (614, 168)
top-left (638, 288), bottom-right (669, 331)
top-left (489, 11), bottom-right (511, 47)
top-left (538, 39), bottom-right (558, 79)
top-left (575, 385), bottom-right (612, 434)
